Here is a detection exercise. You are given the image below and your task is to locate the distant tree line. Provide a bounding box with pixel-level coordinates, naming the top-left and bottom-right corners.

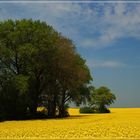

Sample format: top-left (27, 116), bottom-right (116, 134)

top-left (0, 19), bottom-right (116, 120)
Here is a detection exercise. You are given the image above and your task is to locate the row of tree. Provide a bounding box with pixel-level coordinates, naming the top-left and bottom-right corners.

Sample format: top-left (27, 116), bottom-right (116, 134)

top-left (0, 19), bottom-right (92, 120)
top-left (0, 19), bottom-right (116, 120)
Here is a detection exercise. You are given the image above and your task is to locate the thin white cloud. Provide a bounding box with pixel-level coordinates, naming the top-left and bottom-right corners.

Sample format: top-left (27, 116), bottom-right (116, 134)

top-left (87, 59), bottom-right (124, 68)
top-left (81, 3), bottom-right (140, 48)
top-left (0, 3), bottom-right (140, 48)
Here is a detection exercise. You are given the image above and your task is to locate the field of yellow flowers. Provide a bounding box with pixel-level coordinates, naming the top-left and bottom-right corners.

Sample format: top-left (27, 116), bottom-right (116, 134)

top-left (0, 108), bottom-right (140, 139)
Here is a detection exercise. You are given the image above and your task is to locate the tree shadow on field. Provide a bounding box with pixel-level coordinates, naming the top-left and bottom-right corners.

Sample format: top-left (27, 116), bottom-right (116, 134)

top-left (67, 115), bottom-right (91, 119)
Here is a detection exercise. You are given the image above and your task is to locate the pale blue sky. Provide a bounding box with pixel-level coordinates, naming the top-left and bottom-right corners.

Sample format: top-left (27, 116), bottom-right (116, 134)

top-left (0, 1), bottom-right (140, 107)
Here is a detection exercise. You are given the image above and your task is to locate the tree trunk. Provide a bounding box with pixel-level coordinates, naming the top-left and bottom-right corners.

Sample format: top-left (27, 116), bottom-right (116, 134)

top-left (59, 91), bottom-right (65, 117)
top-left (29, 102), bottom-right (38, 116)
top-left (47, 95), bottom-right (56, 118)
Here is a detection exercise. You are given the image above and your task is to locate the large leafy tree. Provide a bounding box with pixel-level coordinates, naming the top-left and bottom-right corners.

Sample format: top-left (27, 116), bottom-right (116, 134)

top-left (0, 19), bottom-right (92, 119)
top-left (38, 34), bottom-right (92, 117)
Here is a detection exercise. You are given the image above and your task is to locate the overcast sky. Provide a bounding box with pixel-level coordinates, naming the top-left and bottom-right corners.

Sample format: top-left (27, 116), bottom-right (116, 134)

top-left (0, 1), bottom-right (140, 107)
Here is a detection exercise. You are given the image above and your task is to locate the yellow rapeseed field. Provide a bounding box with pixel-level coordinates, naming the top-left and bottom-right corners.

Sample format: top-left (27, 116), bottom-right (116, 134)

top-left (0, 108), bottom-right (140, 139)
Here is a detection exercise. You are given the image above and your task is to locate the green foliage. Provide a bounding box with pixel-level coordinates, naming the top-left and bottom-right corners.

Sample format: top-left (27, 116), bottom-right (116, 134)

top-left (79, 107), bottom-right (94, 113)
top-left (98, 107), bottom-right (110, 113)
top-left (14, 75), bottom-right (29, 95)
top-left (89, 86), bottom-right (116, 113)
top-left (0, 19), bottom-right (92, 119)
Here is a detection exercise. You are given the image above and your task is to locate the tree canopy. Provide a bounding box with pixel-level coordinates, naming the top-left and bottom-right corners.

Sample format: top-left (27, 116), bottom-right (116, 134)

top-left (0, 19), bottom-right (92, 119)
top-left (89, 86), bottom-right (116, 113)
